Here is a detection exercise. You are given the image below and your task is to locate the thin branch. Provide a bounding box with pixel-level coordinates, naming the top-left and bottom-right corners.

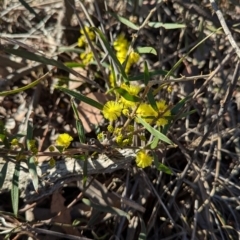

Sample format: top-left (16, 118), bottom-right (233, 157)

top-left (209, 0), bottom-right (240, 59)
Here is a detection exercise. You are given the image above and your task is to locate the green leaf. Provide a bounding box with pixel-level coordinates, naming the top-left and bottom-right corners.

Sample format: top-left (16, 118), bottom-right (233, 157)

top-left (171, 95), bottom-right (191, 116)
top-left (19, 0), bottom-right (41, 21)
top-left (150, 137), bottom-right (159, 149)
top-left (27, 157), bottom-right (39, 193)
top-left (115, 87), bottom-right (141, 102)
top-left (0, 161), bottom-right (8, 189)
top-left (0, 134), bottom-right (5, 142)
top-left (177, 110), bottom-right (196, 119)
top-left (5, 49), bottom-right (71, 73)
top-left (153, 152), bottom-right (172, 174)
top-left (11, 163), bottom-right (20, 216)
top-left (138, 214), bottom-right (147, 240)
top-left (82, 198), bottom-right (130, 220)
top-left (71, 100), bottom-right (86, 143)
top-left (109, 12), bottom-right (139, 30)
top-left (143, 61), bottom-right (150, 85)
top-left (137, 46), bottom-right (157, 55)
top-left (65, 62), bottom-right (85, 68)
top-left (91, 27), bottom-right (128, 82)
top-left (136, 116), bottom-right (173, 145)
top-left (56, 86), bottom-right (103, 110)
top-left (26, 119), bottom-right (34, 146)
top-left (128, 69), bottom-right (169, 81)
top-left (0, 70), bottom-right (51, 96)
top-left (148, 22), bottom-right (186, 29)
top-left (147, 89), bottom-right (158, 112)
top-left (157, 163), bottom-right (172, 174)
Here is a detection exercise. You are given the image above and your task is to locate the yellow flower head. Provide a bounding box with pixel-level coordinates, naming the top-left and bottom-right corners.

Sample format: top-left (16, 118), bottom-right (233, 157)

top-left (113, 34), bottom-right (129, 52)
top-left (97, 132), bottom-right (104, 141)
top-left (109, 72), bottom-right (116, 88)
top-left (80, 26), bottom-right (95, 41)
top-left (102, 101), bottom-right (123, 121)
top-left (155, 100), bottom-right (171, 127)
top-left (49, 158), bottom-right (56, 168)
top-left (114, 127), bottom-right (122, 136)
top-left (116, 134), bottom-right (123, 144)
top-left (116, 49), bottom-right (128, 64)
top-left (80, 52), bottom-right (93, 65)
top-left (136, 103), bottom-right (156, 123)
top-left (78, 27), bottom-right (95, 47)
top-left (11, 138), bottom-right (19, 146)
top-left (120, 83), bottom-right (141, 108)
top-left (136, 150), bottom-right (153, 168)
top-left (107, 125), bottom-right (114, 133)
top-left (56, 133), bottom-right (73, 149)
top-left (125, 51), bottom-right (140, 73)
top-left (129, 51), bottom-right (140, 64)
top-left (78, 36), bottom-right (85, 47)
top-left (49, 145), bottom-right (55, 152)
top-left (113, 34), bottom-right (140, 74)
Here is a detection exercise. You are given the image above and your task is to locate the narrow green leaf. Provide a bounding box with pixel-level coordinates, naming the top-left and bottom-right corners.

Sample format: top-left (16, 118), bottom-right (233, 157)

top-left (109, 12), bottom-right (139, 30)
top-left (137, 46), bottom-right (157, 55)
top-left (0, 134), bottom-right (5, 142)
top-left (56, 86), bottom-right (103, 110)
top-left (65, 62), bottom-right (85, 68)
top-left (76, 119), bottom-right (86, 144)
top-left (171, 95), bottom-right (191, 116)
top-left (144, 62), bottom-right (158, 112)
top-left (147, 89), bottom-right (158, 112)
top-left (83, 158), bottom-right (88, 188)
top-left (157, 163), bottom-right (172, 174)
top-left (148, 22), bottom-right (186, 29)
top-left (150, 137), bottom-right (159, 149)
top-left (82, 198), bottom-right (130, 220)
top-left (138, 214), bottom-right (147, 240)
top-left (28, 157), bottom-right (39, 192)
top-left (153, 152), bottom-right (172, 174)
top-left (115, 87), bottom-right (141, 102)
top-left (11, 163), bottom-right (20, 216)
top-left (19, 0), bottom-right (41, 21)
top-left (0, 70), bottom-right (51, 96)
top-left (26, 119), bottom-right (33, 147)
top-left (144, 61), bottom-right (150, 85)
top-left (0, 161), bottom-right (8, 189)
top-left (71, 100), bottom-right (86, 143)
top-left (58, 46), bottom-right (85, 54)
top-left (177, 110), bottom-right (196, 119)
top-left (91, 27), bottom-right (128, 81)
top-left (136, 116), bottom-right (173, 145)
top-left (5, 49), bottom-right (71, 73)
top-left (128, 69), bottom-right (169, 81)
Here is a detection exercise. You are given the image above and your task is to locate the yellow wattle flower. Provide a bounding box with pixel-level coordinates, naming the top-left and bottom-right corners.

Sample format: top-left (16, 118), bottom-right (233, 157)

top-left (136, 150), bottom-right (153, 168)
top-left (56, 133), bottom-right (73, 149)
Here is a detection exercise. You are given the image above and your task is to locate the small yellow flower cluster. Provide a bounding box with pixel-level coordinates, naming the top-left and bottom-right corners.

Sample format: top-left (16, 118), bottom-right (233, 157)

top-left (113, 125), bottom-right (134, 147)
top-left (28, 139), bottom-right (38, 155)
top-left (10, 138), bottom-right (19, 146)
top-left (78, 26), bottom-right (95, 65)
top-left (56, 133), bottom-right (73, 149)
top-left (113, 34), bottom-right (140, 74)
top-left (136, 100), bottom-right (171, 127)
top-left (102, 92), bottom-right (171, 127)
top-left (78, 27), bottom-right (95, 47)
top-left (80, 52), bottom-right (94, 65)
top-left (119, 83), bottom-right (141, 108)
top-left (102, 101), bottom-right (124, 122)
top-left (136, 150), bottom-right (153, 168)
